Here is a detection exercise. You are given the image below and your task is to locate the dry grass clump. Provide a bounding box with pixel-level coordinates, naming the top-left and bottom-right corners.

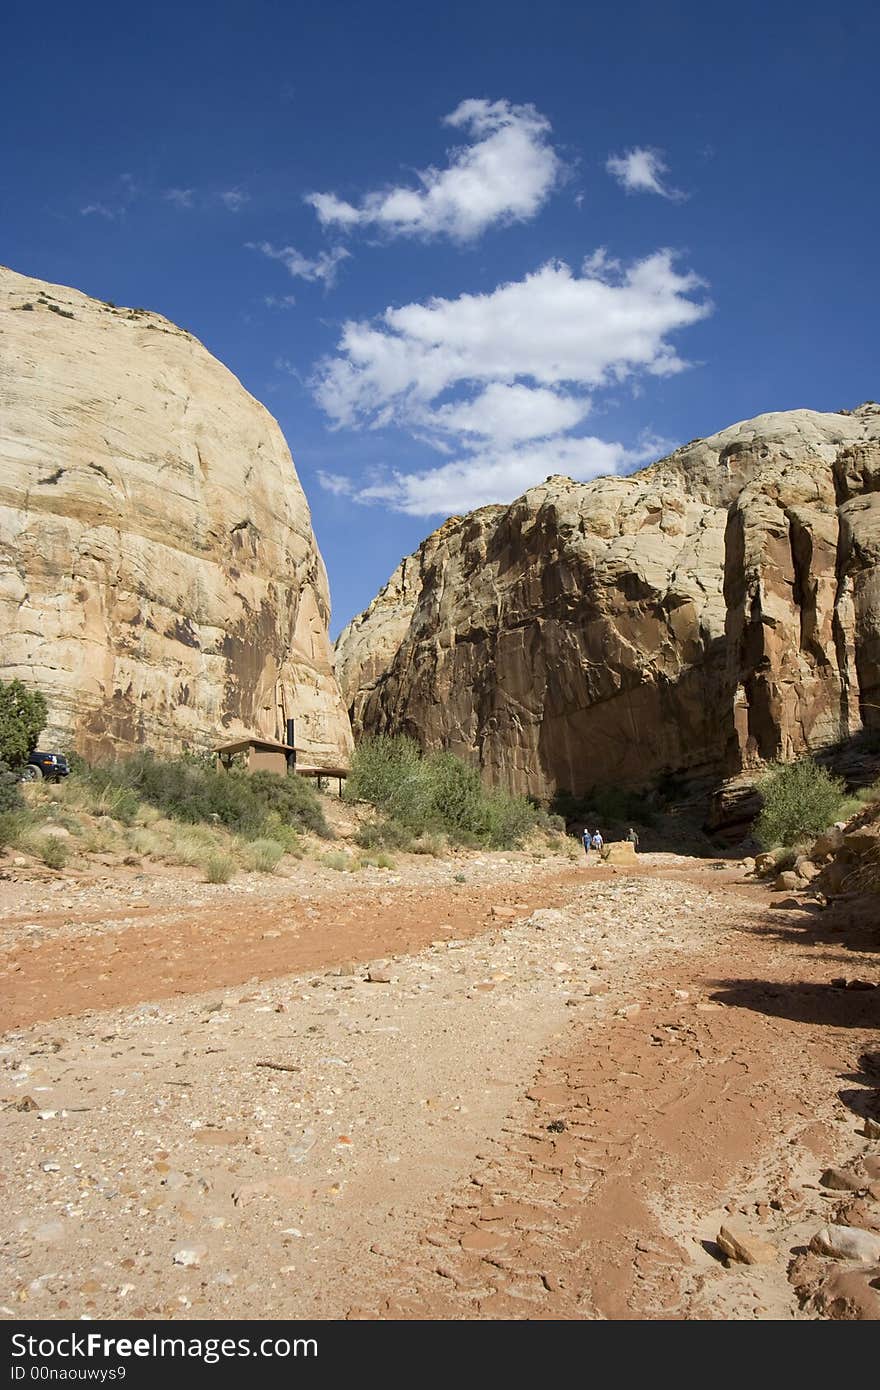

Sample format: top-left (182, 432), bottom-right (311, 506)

top-left (203, 853), bottom-right (235, 884)
top-left (322, 850), bottom-right (352, 872)
top-left (241, 839), bottom-right (284, 874)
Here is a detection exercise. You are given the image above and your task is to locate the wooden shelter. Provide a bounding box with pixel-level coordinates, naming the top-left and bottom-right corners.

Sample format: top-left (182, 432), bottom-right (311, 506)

top-left (295, 764), bottom-right (349, 796)
top-left (212, 736), bottom-right (348, 794)
top-left (213, 736), bottom-right (296, 776)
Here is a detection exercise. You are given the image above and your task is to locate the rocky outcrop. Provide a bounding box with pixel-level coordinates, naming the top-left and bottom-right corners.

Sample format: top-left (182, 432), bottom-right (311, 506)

top-left (335, 405), bottom-right (880, 801)
top-left (0, 266), bottom-right (352, 766)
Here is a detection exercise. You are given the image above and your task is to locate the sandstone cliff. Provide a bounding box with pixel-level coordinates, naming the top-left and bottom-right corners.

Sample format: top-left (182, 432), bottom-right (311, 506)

top-left (335, 405), bottom-right (880, 801)
top-left (0, 266), bottom-right (352, 766)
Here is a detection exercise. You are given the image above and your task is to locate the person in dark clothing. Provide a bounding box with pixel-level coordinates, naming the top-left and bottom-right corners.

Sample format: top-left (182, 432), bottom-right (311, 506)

top-left (582, 827), bottom-right (592, 858)
top-left (626, 827), bottom-right (639, 850)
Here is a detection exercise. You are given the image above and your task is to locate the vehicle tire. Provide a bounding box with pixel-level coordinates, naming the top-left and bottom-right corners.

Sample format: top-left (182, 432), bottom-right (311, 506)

top-left (20, 764), bottom-right (42, 782)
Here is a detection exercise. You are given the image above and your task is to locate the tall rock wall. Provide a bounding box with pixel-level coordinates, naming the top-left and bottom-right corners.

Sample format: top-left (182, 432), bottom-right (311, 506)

top-left (0, 266), bottom-right (352, 766)
top-left (335, 406), bottom-right (880, 800)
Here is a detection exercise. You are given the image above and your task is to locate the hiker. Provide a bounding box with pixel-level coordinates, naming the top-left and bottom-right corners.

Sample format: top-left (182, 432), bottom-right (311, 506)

top-left (582, 826), bottom-right (592, 858)
top-left (591, 829), bottom-right (604, 854)
top-left (626, 826), bottom-right (639, 850)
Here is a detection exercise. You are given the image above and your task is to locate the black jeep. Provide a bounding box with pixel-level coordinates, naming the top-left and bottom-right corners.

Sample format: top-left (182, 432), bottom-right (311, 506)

top-left (21, 751), bottom-right (70, 783)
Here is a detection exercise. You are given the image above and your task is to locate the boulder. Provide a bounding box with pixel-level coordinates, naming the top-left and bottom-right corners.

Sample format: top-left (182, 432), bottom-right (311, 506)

top-left (795, 858), bottom-right (821, 882)
top-left (774, 870), bottom-right (802, 892)
top-left (812, 827), bottom-right (846, 859)
top-left (810, 1225), bottom-right (880, 1263)
top-left (602, 841), bottom-right (638, 866)
top-left (842, 826), bottom-right (880, 855)
top-left (717, 1224), bottom-right (776, 1265)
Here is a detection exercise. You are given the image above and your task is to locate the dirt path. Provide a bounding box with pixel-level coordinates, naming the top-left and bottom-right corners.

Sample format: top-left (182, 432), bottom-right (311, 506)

top-left (0, 856), bottom-right (588, 1031)
top-left (1, 854), bottom-right (877, 1321)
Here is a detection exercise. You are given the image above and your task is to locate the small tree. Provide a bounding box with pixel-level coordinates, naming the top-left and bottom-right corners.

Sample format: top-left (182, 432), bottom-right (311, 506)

top-left (0, 679), bottom-right (48, 769)
top-left (754, 758), bottom-right (845, 849)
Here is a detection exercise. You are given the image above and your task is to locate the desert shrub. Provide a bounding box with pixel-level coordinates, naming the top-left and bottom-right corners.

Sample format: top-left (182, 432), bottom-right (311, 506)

top-left (322, 850), bottom-right (352, 872)
top-left (244, 771), bottom-right (330, 837)
top-left (242, 838), bottom-right (284, 874)
top-left (66, 776), bottom-right (141, 825)
top-left (426, 753), bottom-right (483, 835)
top-left (854, 778), bottom-right (880, 807)
top-left (260, 817), bottom-right (303, 855)
top-left (354, 817), bottom-right (414, 851)
top-left (345, 735), bottom-right (423, 810)
top-left (168, 826), bottom-right (217, 867)
top-left (128, 827), bottom-right (163, 857)
top-left (0, 809), bottom-right (31, 849)
top-left (410, 831), bottom-right (447, 856)
top-left (33, 835), bottom-right (68, 869)
top-left (0, 761), bottom-right (22, 814)
top-left (203, 853), bottom-right (234, 884)
top-left (754, 759), bottom-right (846, 849)
top-left (79, 824), bottom-right (123, 854)
top-left (480, 789), bottom-right (539, 848)
top-left (76, 753), bottom-right (329, 839)
top-left (353, 819), bottom-right (386, 850)
top-left (0, 680), bottom-right (47, 769)
top-left (345, 735), bottom-right (539, 849)
top-left (356, 852), bottom-right (395, 870)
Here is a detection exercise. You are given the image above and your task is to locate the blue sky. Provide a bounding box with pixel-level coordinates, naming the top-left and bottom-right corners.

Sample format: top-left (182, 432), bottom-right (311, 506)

top-left (3, 1), bottom-right (878, 635)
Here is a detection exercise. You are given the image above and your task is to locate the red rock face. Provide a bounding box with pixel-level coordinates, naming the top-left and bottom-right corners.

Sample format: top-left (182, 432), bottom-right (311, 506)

top-left (336, 405), bottom-right (880, 801)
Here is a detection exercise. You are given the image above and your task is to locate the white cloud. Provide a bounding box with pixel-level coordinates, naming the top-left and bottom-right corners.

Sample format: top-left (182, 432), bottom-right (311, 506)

top-left (312, 248), bottom-right (709, 517)
top-left (164, 187), bottom-right (195, 208)
top-left (306, 97), bottom-right (562, 242)
top-left (249, 240), bottom-right (350, 287)
top-left (219, 189), bottom-right (250, 211)
top-left (606, 147), bottom-right (683, 200)
top-left (313, 250), bottom-right (709, 430)
top-left (264, 294), bottom-right (297, 310)
top-left (316, 470), bottom-right (355, 497)
top-left (422, 383), bottom-right (591, 445)
top-left (80, 202), bottom-right (122, 220)
top-left (321, 434), bottom-right (668, 517)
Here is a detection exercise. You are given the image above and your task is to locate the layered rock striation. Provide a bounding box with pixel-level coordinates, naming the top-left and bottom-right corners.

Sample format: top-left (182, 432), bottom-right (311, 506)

top-left (0, 266), bottom-right (352, 766)
top-left (335, 405), bottom-right (880, 800)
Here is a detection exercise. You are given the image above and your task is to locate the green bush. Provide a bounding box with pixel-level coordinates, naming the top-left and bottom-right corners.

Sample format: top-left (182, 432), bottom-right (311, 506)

top-left (754, 759), bottom-right (846, 849)
top-left (0, 680), bottom-right (47, 769)
top-left (0, 810), bottom-right (26, 850)
top-left (76, 753), bottom-right (329, 839)
top-left (0, 760), bottom-right (22, 814)
top-left (480, 788), bottom-right (540, 848)
top-left (426, 753), bottom-right (483, 834)
top-left (345, 735), bottom-right (541, 850)
top-left (345, 735), bottom-right (423, 809)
